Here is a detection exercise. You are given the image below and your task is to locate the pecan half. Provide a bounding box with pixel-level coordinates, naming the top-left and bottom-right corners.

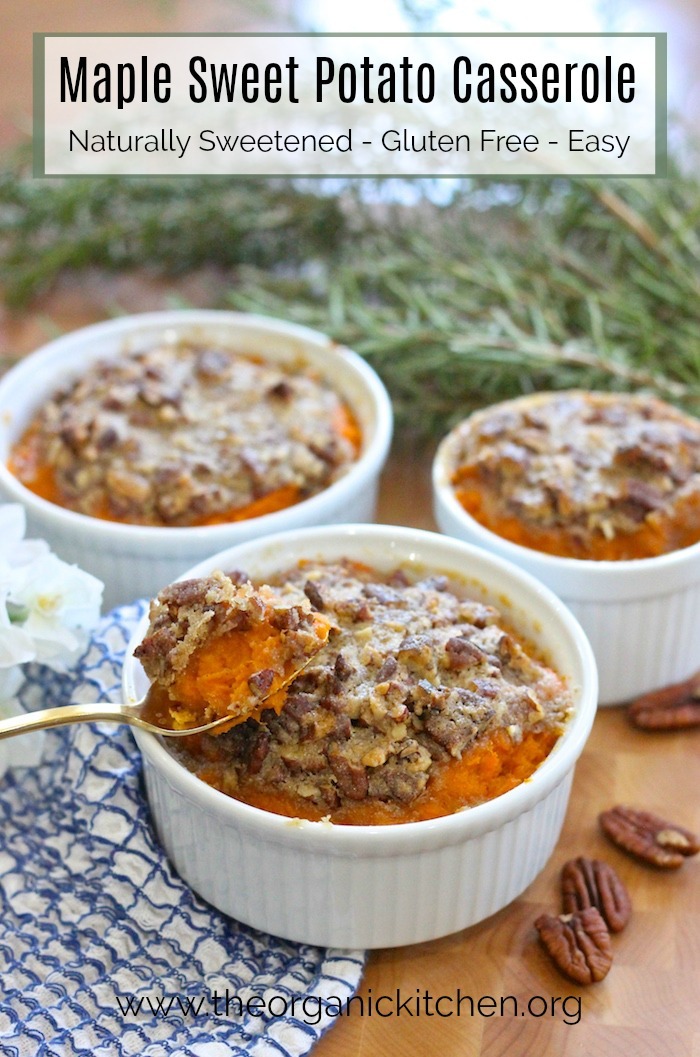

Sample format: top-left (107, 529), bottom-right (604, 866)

top-left (627, 671), bottom-right (700, 730)
top-left (535, 908), bottom-right (613, 984)
top-left (561, 857), bottom-right (631, 933)
top-left (599, 806), bottom-right (700, 868)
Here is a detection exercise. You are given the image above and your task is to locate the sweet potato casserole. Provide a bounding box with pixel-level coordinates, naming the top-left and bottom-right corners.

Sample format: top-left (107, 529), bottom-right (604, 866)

top-left (449, 391), bottom-right (700, 561)
top-left (135, 560), bottom-right (573, 825)
top-left (9, 341), bottom-right (360, 527)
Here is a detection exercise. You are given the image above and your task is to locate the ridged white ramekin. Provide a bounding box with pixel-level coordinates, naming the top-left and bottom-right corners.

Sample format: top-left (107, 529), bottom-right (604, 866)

top-left (433, 420), bottom-right (700, 706)
top-left (122, 524), bottom-right (597, 949)
top-left (0, 311), bottom-right (392, 610)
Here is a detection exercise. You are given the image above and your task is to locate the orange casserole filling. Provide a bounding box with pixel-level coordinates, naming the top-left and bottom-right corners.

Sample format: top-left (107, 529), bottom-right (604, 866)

top-left (9, 403), bottom-right (361, 527)
top-left (134, 563), bottom-right (571, 827)
top-left (454, 469), bottom-right (700, 561)
top-left (449, 391), bottom-right (700, 561)
top-left (186, 726), bottom-right (559, 826)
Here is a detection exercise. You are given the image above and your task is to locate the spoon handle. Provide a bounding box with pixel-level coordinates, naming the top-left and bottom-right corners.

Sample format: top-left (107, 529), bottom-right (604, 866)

top-left (0, 702), bottom-right (233, 740)
top-left (0, 702), bottom-right (138, 740)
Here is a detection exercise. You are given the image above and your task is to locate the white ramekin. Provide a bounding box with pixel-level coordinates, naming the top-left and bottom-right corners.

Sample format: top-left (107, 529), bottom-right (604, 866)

top-left (122, 523), bottom-right (597, 949)
top-left (433, 418), bottom-right (700, 706)
top-left (0, 311), bottom-right (392, 610)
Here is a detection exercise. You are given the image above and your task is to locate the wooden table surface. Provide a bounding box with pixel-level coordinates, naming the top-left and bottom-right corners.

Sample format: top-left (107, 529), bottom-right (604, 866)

top-left (1, 285), bottom-right (699, 1057)
top-left (331, 454), bottom-right (700, 1057)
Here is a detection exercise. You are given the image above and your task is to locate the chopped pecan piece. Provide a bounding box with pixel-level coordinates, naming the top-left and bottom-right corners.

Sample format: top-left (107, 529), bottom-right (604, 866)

top-left (247, 668), bottom-right (275, 697)
top-left (327, 753), bottom-right (369, 801)
top-left (247, 731), bottom-right (270, 775)
top-left (375, 655), bottom-right (398, 681)
top-left (444, 635), bottom-right (486, 670)
top-left (283, 693), bottom-right (317, 722)
top-left (621, 478), bottom-right (666, 513)
top-left (303, 579), bottom-right (326, 612)
top-left (599, 806), bottom-right (700, 868)
top-left (195, 348), bottom-right (230, 378)
top-left (628, 671), bottom-right (700, 730)
top-left (561, 857), bottom-right (631, 933)
top-left (267, 379), bottom-right (294, 400)
top-left (333, 652), bottom-right (354, 681)
top-left (535, 908), bottom-right (613, 985)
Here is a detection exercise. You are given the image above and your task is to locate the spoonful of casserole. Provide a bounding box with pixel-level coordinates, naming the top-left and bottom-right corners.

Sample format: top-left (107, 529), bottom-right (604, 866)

top-left (135, 571), bottom-right (335, 732)
top-left (0, 572), bottom-right (335, 741)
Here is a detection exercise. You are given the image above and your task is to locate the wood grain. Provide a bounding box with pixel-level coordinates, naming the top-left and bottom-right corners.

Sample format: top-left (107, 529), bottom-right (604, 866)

top-left (3, 287), bottom-right (699, 1057)
top-left (315, 709), bottom-right (699, 1057)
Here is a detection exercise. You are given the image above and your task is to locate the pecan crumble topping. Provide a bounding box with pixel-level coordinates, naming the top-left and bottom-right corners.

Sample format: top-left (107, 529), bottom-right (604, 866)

top-left (136, 560), bottom-right (573, 824)
top-left (449, 391), bottom-right (700, 560)
top-left (10, 341), bottom-right (360, 527)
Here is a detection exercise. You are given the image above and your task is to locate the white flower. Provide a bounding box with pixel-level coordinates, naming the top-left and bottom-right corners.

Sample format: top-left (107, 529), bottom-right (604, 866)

top-left (0, 666), bottom-right (25, 703)
top-left (0, 504), bottom-right (48, 570)
top-left (4, 553), bottom-right (103, 670)
top-left (0, 604), bottom-right (36, 668)
top-left (0, 503), bottom-right (104, 675)
top-left (0, 503), bottom-right (103, 776)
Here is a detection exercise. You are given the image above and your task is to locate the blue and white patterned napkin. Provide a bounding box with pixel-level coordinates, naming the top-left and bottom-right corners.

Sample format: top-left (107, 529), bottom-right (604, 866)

top-left (0, 604), bottom-right (365, 1057)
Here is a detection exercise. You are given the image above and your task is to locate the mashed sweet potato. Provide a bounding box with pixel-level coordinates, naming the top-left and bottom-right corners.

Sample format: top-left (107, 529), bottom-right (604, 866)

top-left (449, 391), bottom-right (700, 560)
top-left (9, 341), bottom-right (361, 527)
top-left (135, 561), bottom-right (573, 825)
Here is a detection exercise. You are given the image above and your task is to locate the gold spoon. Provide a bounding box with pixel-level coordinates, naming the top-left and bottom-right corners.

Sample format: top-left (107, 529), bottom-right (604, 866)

top-left (0, 653), bottom-right (320, 741)
top-left (0, 699), bottom-right (239, 740)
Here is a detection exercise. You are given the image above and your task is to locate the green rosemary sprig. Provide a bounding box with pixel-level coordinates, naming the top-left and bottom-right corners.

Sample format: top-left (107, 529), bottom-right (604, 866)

top-left (225, 173), bottom-right (700, 436)
top-left (1, 162), bottom-right (699, 440)
top-left (0, 172), bottom-right (345, 307)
